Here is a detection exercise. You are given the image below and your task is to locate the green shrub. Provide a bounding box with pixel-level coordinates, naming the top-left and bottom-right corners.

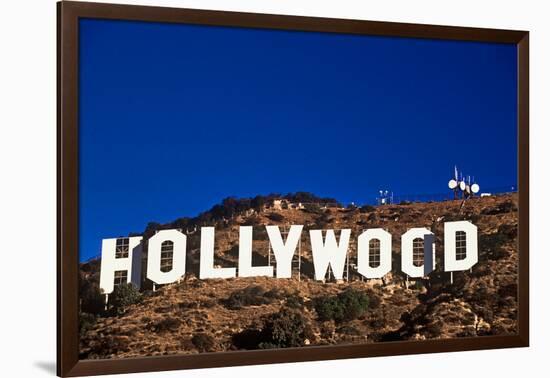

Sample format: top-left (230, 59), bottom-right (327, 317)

top-left (314, 296), bottom-right (344, 322)
top-left (498, 283), bottom-right (518, 298)
top-left (231, 328), bottom-right (263, 349)
top-left (359, 205), bottom-right (376, 213)
top-left (267, 213), bottom-right (285, 222)
top-left (336, 325), bottom-right (361, 335)
top-left (479, 233), bottom-right (509, 260)
top-left (314, 288), bottom-right (369, 323)
top-left (365, 290), bottom-right (381, 309)
top-left (302, 203), bottom-right (323, 215)
top-left (481, 200), bottom-right (517, 215)
top-left (264, 287), bottom-right (285, 299)
top-left (285, 293), bottom-right (304, 309)
top-left (242, 215), bottom-right (262, 226)
top-left (79, 312), bottom-right (96, 334)
top-left (147, 317), bottom-right (181, 333)
top-left (223, 285), bottom-right (274, 309)
top-left (261, 308), bottom-right (309, 348)
top-left (110, 283), bottom-right (142, 315)
top-left (258, 342), bottom-right (279, 349)
top-left (424, 321), bottom-right (443, 338)
top-left (191, 333), bottom-right (216, 352)
top-left (79, 275), bottom-right (105, 316)
top-left (232, 309), bottom-right (310, 349)
top-left (335, 288), bottom-right (369, 321)
top-left (498, 224), bottom-right (518, 239)
top-left (90, 335), bottom-right (130, 357)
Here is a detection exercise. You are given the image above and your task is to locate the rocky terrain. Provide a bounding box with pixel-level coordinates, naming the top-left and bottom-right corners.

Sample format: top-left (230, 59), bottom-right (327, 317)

top-left (79, 193), bottom-right (519, 359)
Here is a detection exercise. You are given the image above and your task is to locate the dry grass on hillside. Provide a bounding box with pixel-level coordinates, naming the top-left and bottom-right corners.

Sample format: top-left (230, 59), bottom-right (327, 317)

top-left (80, 194), bottom-right (519, 359)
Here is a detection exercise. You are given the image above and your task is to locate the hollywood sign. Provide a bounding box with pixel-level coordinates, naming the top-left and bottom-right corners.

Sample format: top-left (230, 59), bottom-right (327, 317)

top-left (99, 221), bottom-right (477, 294)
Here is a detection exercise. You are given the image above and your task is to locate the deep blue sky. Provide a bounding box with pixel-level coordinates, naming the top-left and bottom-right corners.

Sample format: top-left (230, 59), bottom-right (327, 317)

top-left (78, 18), bottom-right (517, 261)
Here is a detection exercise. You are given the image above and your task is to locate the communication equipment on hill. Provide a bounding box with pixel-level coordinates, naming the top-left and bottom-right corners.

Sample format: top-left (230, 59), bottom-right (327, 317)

top-left (449, 165), bottom-right (480, 200)
top-left (377, 190), bottom-right (393, 205)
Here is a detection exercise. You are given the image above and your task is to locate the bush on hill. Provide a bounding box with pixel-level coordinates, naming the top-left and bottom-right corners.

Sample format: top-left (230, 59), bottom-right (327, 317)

top-left (314, 288), bottom-right (369, 323)
top-left (110, 283), bottom-right (142, 315)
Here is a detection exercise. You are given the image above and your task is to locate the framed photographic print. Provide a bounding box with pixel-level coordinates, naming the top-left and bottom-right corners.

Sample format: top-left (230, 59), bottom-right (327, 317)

top-left (57, 1), bottom-right (529, 376)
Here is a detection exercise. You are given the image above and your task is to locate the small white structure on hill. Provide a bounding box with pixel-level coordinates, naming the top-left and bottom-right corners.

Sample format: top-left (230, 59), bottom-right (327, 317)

top-left (271, 199), bottom-right (284, 210)
top-left (267, 199), bottom-right (305, 211)
top-left (377, 190), bottom-right (393, 205)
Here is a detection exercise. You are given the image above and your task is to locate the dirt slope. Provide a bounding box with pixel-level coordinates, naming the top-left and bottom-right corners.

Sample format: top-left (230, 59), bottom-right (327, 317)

top-left (80, 193), bottom-right (518, 359)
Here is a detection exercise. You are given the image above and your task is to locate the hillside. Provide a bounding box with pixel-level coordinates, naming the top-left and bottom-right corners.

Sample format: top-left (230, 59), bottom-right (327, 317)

top-left (79, 193), bottom-right (518, 359)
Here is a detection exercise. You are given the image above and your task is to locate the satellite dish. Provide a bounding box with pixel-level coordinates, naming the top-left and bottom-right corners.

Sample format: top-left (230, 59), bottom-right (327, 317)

top-left (459, 181), bottom-right (466, 191)
top-left (471, 183), bottom-right (480, 194)
top-left (448, 179), bottom-right (458, 189)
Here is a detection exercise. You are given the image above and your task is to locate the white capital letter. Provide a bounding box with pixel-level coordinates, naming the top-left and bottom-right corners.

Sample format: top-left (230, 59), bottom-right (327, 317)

top-left (401, 228), bottom-right (435, 278)
top-left (357, 228), bottom-right (392, 279)
top-left (99, 236), bottom-right (142, 294)
top-left (238, 226), bottom-right (273, 277)
top-left (310, 229), bottom-right (351, 281)
top-left (266, 225), bottom-right (303, 278)
top-left (444, 221), bottom-right (478, 272)
top-left (199, 227), bottom-right (236, 279)
top-left (147, 229), bottom-right (186, 284)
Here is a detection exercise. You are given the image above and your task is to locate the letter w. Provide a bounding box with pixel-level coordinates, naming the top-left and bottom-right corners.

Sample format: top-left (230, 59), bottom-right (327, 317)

top-left (309, 229), bottom-right (351, 281)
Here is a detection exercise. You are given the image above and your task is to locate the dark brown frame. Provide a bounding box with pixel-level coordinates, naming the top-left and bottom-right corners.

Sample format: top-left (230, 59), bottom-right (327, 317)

top-left (57, 1), bottom-right (529, 376)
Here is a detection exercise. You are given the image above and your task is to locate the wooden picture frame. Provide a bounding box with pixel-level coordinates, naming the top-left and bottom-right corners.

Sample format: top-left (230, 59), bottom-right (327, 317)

top-left (58, 1), bottom-right (529, 376)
